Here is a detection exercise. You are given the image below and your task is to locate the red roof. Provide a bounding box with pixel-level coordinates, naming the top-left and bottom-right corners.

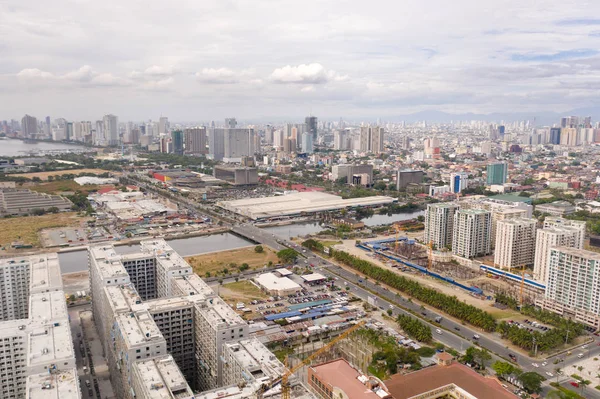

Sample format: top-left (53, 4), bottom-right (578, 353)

top-left (97, 186), bottom-right (118, 195)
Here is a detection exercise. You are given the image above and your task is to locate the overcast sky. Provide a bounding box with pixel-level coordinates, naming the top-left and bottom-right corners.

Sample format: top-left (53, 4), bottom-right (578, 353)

top-left (2, 0), bottom-right (600, 122)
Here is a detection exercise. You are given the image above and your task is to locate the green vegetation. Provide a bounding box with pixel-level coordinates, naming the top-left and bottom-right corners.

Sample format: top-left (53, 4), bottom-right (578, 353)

top-left (519, 371), bottom-right (546, 394)
top-left (302, 238), bottom-right (324, 252)
top-left (462, 346), bottom-right (491, 370)
top-left (415, 346), bottom-right (436, 357)
top-left (276, 248), bottom-right (299, 264)
top-left (495, 293), bottom-right (585, 351)
top-left (330, 249), bottom-right (497, 331)
top-left (377, 202), bottom-right (421, 215)
top-left (397, 314), bottom-right (432, 342)
top-left (254, 245), bottom-right (264, 253)
top-left (548, 384), bottom-right (586, 398)
top-left (354, 328), bottom-right (421, 378)
top-left (492, 360), bottom-right (521, 377)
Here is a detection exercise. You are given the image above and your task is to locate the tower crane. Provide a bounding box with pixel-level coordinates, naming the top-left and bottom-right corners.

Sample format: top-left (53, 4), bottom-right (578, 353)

top-left (256, 320), bottom-right (366, 399)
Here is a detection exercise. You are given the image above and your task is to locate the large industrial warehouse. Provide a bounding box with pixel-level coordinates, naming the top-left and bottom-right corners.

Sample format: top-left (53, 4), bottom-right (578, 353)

top-left (217, 191), bottom-right (396, 220)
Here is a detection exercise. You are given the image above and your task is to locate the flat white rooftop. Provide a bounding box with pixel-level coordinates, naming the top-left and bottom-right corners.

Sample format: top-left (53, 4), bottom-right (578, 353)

top-left (301, 273), bottom-right (327, 282)
top-left (116, 310), bottom-right (164, 347)
top-left (276, 268), bottom-right (293, 276)
top-left (196, 296), bottom-right (246, 328)
top-left (28, 322), bottom-right (74, 368)
top-left (133, 356), bottom-right (195, 399)
top-left (27, 368), bottom-right (80, 399)
top-left (218, 191), bottom-right (395, 220)
top-left (172, 274), bottom-right (215, 299)
top-left (255, 273), bottom-right (301, 293)
top-left (89, 245), bottom-right (130, 281)
top-left (225, 338), bottom-right (285, 381)
top-left (140, 239), bottom-right (192, 272)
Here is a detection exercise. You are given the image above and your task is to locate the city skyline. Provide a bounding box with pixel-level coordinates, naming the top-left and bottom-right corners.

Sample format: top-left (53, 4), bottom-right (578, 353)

top-left (2, 1), bottom-right (600, 121)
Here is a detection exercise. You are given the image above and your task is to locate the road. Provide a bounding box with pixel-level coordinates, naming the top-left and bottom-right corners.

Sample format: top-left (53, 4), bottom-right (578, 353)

top-left (124, 173), bottom-right (600, 397)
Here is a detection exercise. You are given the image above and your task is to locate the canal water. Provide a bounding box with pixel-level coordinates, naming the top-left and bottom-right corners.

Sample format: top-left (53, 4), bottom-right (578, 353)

top-left (58, 232), bottom-right (252, 273)
top-left (58, 211), bottom-right (424, 273)
top-left (261, 210), bottom-right (424, 239)
top-left (1, 139), bottom-right (88, 156)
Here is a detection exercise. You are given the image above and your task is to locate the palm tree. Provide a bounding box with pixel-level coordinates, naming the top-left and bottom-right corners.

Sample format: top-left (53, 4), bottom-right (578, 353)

top-left (554, 367), bottom-right (561, 384)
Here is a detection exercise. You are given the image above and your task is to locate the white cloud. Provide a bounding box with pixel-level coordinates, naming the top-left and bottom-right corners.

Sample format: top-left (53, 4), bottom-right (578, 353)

top-left (270, 63), bottom-right (348, 84)
top-left (17, 68), bottom-right (55, 80)
top-left (196, 68), bottom-right (238, 84)
top-left (89, 73), bottom-right (130, 86)
top-left (301, 86), bottom-right (315, 92)
top-left (141, 77), bottom-right (174, 90)
top-left (63, 65), bottom-right (95, 82)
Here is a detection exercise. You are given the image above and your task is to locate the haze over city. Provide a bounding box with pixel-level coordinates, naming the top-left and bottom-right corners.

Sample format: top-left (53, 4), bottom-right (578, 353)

top-left (3, 0), bottom-right (600, 121)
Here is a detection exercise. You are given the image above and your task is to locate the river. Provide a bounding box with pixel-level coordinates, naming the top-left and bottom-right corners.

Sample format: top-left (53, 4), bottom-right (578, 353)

top-left (261, 210), bottom-right (424, 239)
top-left (1, 139), bottom-right (88, 157)
top-left (58, 232), bottom-right (252, 273)
top-left (58, 211), bottom-right (423, 273)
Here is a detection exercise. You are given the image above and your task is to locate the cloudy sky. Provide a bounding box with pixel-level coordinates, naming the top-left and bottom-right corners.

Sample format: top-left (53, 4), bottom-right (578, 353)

top-left (2, 0), bottom-right (600, 122)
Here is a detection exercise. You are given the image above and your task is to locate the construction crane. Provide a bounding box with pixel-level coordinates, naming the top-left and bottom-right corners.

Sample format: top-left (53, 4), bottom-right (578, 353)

top-left (393, 223), bottom-right (402, 254)
top-left (519, 264), bottom-right (526, 307)
top-left (257, 320), bottom-right (366, 399)
top-left (427, 240), bottom-right (433, 270)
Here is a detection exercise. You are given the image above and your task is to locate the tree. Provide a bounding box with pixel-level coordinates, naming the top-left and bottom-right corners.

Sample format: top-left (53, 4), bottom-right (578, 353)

top-left (254, 245), bottom-right (264, 253)
top-left (276, 248), bottom-right (299, 264)
top-left (518, 372), bottom-right (545, 393)
top-left (492, 361), bottom-right (520, 377)
top-left (416, 215), bottom-right (425, 222)
top-left (218, 279), bottom-right (223, 285)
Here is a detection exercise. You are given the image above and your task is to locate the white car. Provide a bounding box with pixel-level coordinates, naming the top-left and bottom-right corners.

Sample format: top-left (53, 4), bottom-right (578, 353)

top-left (532, 363), bottom-right (539, 367)
top-left (582, 345), bottom-right (588, 349)
top-left (541, 362), bottom-right (547, 367)
top-left (546, 372), bottom-right (554, 378)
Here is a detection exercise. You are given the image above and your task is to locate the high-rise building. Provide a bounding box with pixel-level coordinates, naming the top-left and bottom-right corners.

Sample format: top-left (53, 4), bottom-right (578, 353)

top-left (159, 116), bottom-right (169, 134)
top-left (171, 130), bottom-right (184, 155)
top-left (66, 121), bottom-right (73, 141)
top-left (452, 209), bottom-right (491, 259)
top-left (545, 247), bottom-right (600, 317)
top-left (301, 132), bottom-right (313, 154)
top-left (550, 127), bottom-right (561, 145)
top-left (223, 129), bottom-right (255, 163)
top-left (533, 217), bottom-right (586, 284)
top-left (21, 114), bottom-right (37, 138)
top-left (264, 125), bottom-right (274, 145)
top-left (0, 254), bottom-right (79, 398)
top-left (52, 118), bottom-right (67, 141)
top-left (208, 128), bottom-right (225, 160)
top-left (87, 240), bottom-right (285, 396)
top-left (486, 162), bottom-right (508, 185)
top-left (184, 127), bottom-right (207, 154)
top-left (103, 114), bottom-right (119, 146)
top-left (333, 130), bottom-right (349, 150)
top-left (305, 116), bottom-right (318, 140)
top-left (225, 118), bottom-right (237, 128)
top-left (494, 218), bottom-right (537, 270)
top-left (397, 169), bottom-right (424, 190)
top-left (359, 126), bottom-right (384, 154)
top-left (424, 203), bottom-right (460, 250)
top-left (449, 172), bottom-right (469, 193)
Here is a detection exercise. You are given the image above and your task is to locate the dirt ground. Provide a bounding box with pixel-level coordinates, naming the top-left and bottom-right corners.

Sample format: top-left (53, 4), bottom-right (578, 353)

top-left (12, 168), bottom-right (117, 181)
top-left (62, 271), bottom-right (90, 296)
top-left (27, 180), bottom-right (106, 195)
top-left (185, 246), bottom-right (279, 276)
top-left (218, 280), bottom-right (269, 303)
top-left (0, 212), bottom-right (88, 250)
top-left (333, 238), bottom-right (506, 316)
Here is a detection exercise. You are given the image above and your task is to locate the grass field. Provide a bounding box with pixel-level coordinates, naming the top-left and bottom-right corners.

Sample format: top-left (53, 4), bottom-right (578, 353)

top-left (318, 240), bottom-right (342, 247)
top-left (28, 180), bottom-right (103, 195)
top-left (219, 281), bottom-right (269, 302)
top-left (12, 168), bottom-right (112, 181)
top-left (0, 212), bottom-right (84, 248)
top-left (185, 246), bottom-right (279, 276)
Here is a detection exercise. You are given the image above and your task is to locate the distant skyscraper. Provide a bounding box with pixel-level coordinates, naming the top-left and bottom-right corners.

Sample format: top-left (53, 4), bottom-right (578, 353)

top-left (450, 172), bottom-right (469, 193)
top-left (264, 126), bottom-right (274, 145)
top-left (171, 130), bottom-right (184, 155)
top-left (103, 114), bottom-right (119, 146)
top-left (301, 132), bottom-right (313, 154)
top-left (66, 122), bottom-right (73, 141)
top-left (359, 126), bottom-right (384, 154)
top-left (184, 127), bottom-right (207, 154)
top-left (333, 130), bottom-right (348, 150)
top-left (225, 118), bottom-right (237, 128)
top-left (549, 127), bottom-right (561, 145)
top-left (223, 129), bottom-right (254, 162)
top-left (497, 125), bottom-right (505, 138)
top-left (208, 128), bottom-right (225, 161)
top-left (21, 114), bottom-right (37, 138)
top-left (486, 162), bottom-right (508, 185)
top-left (159, 117), bottom-right (169, 134)
top-left (305, 116), bottom-right (318, 140)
